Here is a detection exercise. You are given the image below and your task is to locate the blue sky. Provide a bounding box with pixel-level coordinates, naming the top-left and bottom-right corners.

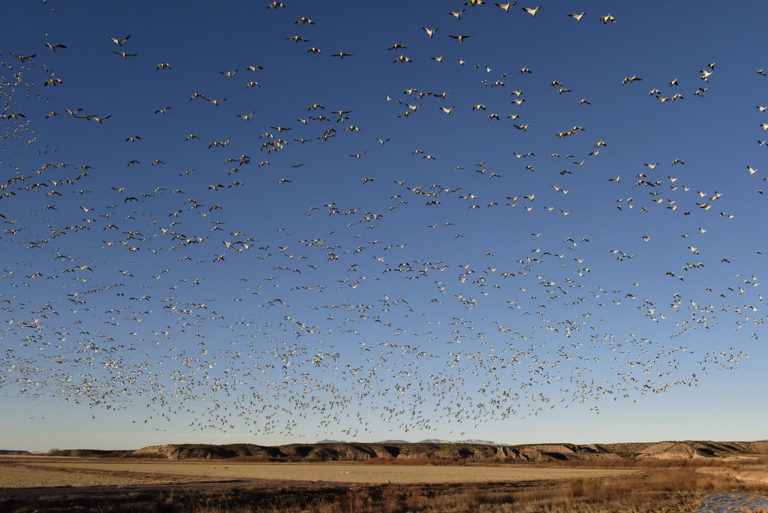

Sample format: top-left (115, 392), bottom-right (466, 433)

top-left (1, 0), bottom-right (766, 451)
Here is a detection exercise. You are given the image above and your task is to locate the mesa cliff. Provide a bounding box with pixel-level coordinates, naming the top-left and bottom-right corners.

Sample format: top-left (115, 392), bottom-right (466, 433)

top-left (49, 440), bottom-right (768, 463)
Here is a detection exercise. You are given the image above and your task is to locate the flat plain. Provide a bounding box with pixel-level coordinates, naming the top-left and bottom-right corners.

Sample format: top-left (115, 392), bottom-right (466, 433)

top-left (2, 454), bottom-right (767, 512)
top-left (2, 456), bottom-right (638, 487)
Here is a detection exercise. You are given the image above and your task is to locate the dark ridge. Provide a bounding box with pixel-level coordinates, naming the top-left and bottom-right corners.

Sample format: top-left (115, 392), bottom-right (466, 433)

top-left (43, 440), bottom-right (768, 463)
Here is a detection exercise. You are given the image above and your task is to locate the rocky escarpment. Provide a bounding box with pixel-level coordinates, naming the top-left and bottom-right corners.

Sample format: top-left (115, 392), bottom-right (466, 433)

top-left (49, 440), bottom-right (768, 463)
top-left (601, 440), bottom-right (768, 460)
top-left (132, 443), bottom-right (283, 460)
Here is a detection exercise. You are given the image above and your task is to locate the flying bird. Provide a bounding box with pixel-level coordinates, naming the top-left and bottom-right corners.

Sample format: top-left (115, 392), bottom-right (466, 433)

top-left (109, 35), bottom-right (131, 46)
top-left (522, 6), bottom-right (540, 17)
top-left (45, 43), bottom-right (66, 52)
top-left (449, 34), bottom-right (472, 43)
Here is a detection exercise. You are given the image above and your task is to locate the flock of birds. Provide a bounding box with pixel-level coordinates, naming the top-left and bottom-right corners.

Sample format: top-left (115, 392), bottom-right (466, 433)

top-left (0, 1), bottom-right (764, 439)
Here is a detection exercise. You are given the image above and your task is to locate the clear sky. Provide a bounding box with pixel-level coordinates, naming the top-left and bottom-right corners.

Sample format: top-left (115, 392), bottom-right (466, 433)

top-left (1, 0), bottom-right (766, 452)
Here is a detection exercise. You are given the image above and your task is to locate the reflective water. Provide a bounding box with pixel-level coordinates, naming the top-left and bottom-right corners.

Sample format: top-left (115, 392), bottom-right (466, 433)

top-left (695, 492), bottom-right (768, 512)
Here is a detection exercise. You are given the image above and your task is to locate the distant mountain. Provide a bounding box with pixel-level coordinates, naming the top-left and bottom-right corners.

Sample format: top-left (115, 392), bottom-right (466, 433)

top-left (0, 449), bottom-right (31, 455)
top-left (318, 439), bottom-right (414, 445)
top-left (317, 438), bottom-right (502, 445)
top-left (419, 439), bottom-right (509, 446)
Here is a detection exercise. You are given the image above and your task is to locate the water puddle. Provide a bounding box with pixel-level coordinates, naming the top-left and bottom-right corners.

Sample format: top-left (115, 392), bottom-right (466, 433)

top-left (695, 492), bottom-right (768, 512)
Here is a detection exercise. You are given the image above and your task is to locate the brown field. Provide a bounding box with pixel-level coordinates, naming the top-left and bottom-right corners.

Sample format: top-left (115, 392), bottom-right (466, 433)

top-left (5, 456), bottom-right (638, 486)
top-left (0, 456), bottom-right (236, 488)
top-left (1, 455), bottom-right (767, 512)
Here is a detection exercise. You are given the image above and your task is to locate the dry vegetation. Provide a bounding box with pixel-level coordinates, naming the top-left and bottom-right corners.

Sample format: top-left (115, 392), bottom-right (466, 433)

top-left (0, 463), bottom-right (197, 489)
top-left (11, 459), bottom-right (637, 485)
top-left (542, 454), bottom-right (768, 469)
top-left (1, 456), bottom-right (767, 512)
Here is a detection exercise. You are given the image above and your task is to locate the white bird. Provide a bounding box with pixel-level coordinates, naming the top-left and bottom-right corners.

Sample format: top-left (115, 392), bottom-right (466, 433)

top-left (449, 34), bottom-right (472, 43)
top-left (46, 43), bottom-right (67, 52)
top-left (522, 6), bottom-right (540, 17)
top-left (109, 35), bottom-right (131, 46)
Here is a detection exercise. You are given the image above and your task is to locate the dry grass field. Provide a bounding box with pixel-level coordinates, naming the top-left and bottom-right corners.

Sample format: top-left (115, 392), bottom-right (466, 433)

top-left (0, 456), bottom-right (234, 488)
top-left (8, 457), bottom-right (638, 486)
top-left (2, 455), bottom-right (768, 512)
top-left (696, 465), bottom-right (768, 486)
